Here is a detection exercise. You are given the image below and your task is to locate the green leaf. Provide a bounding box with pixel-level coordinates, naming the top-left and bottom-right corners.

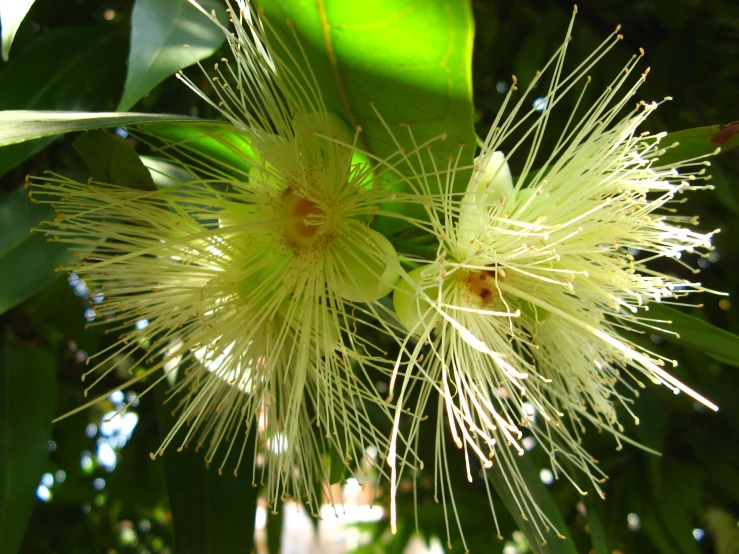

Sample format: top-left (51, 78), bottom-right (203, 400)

top-left (631, 388), bottom-right (665, 492)
top-left (0, 110), bottom-right (203, 147)
top-left (328, 446), bottom-right (346, 485)
top-left (0, 187), bottom-right (75, 315)
top-left (694, 441), bottom-right (739, 506)
top-left (117, 0), bottom-right (227, 111)
top-left (0, 24), bottom-right (128, 173)
top-left (258, 0), bottom-right (477, 158)
top-left (137, 121), bottom-right (254, 180)
top-left (0, 0), bottom-right (35, 61)
top-left (642, 462), bottom-right (702, 554)
top-left (141, 156), bottom-right (197, 188)
top-left (584, 496), bottom-right (610, 554)
top-left (0, 326), bottom-right (57, 554)
top-left (708, 161), bottom-right (739, 215)
top-left (266, 510), bottom-right (283, 554)
top-left (154, 386), bottom-right (259, 554)
top-left (645, 303), bottom-right (739, 367)
top-left (487, 454), bottom-right (578, 554)
top-left (21, 275), bottom-right (100, 355)
top-left (256, 0), bottom-right (477, 232)
top-left (657, 122), bottom-right (739, 166)
top-left (0, 138), bottom-right (54, 179)
top-left (72, 129), bottom-right (155, 190)
top-left (0, 26), bottom-right (127, 111)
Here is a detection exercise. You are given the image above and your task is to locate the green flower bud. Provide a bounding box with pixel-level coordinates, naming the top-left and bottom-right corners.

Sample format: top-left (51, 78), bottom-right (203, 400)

top-left (295, 111), bottom-right (355, 173)
top-left (393, 265), bottom-right (439, 332)
top-left (333, 229), bottom-right (400, 302)
top-left (458, 151), bottom-right (513, 256)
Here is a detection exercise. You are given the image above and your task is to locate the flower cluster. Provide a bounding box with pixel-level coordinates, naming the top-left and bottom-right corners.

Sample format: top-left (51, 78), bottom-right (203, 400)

top-left (28, 0), bottom-right (718, 547)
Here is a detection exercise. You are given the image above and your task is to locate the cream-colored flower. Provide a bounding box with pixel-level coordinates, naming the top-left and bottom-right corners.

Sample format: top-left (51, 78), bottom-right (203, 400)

top-left (28, 0), bottom-right (423, 516)
top-left (390, 10), bottom-right (719, 547)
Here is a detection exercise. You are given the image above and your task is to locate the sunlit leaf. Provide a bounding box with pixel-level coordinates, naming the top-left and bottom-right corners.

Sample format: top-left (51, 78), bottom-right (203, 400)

top-left (138, 121), bottom-right (254, 180)
top-left (117, 0), bottom-right (227, 111)
top-left (258, 0), bottom-right (476, 160)
top-left (256, 0), bottom-right (477, 233)
top-left (0, 110), bottom-right (203, 147)
top-left (141, 156), bottom-right (197, 188)
top-left (0, 0), bottom-right (35, 61)
top-left (0, 326), bottom-right (56, 554)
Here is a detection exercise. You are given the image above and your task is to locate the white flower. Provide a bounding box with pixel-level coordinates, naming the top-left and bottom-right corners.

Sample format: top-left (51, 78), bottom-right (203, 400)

top-left (29, 0), bottom-right (424, 516)
top-left (389, 10), bottom-right (719, 547)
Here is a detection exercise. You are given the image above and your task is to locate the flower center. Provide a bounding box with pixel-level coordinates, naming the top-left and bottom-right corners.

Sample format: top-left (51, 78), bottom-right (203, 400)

top-left (461, 269), bottom-right (498, 307)
top-left (281, 190), bottom-right (325, 249)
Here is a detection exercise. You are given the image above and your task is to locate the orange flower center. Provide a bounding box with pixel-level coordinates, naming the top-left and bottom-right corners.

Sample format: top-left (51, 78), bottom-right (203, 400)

top-left (281, 190), bottom-right (325, 250)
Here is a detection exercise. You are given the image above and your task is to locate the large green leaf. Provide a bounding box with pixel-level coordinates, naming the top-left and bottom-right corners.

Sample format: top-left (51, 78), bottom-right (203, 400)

top-left (0, 0), bottom-right (35, 61)
top-left (0, 111), bottom-right (203, 147)
top-left (0, 24), bottom-right (127, 174)
top-left (0, 326), bottom-right (56, 554)
top-left (487, 453), bottom-right (578, 554)
top-left (657, 122), bottom-right (739, 166)
top-left (0, 187), bottom-right (76, 315)
top-left (258, 0), bottom-right (476, 160)
top-left (154, 386), bottom-right (259, 554)
top-left (0, 26), bottom-right (127, 111)
top-left (72, 129), bottom-right (155, 190)
top-left (256, 0), bottom-right (477, 232)
top-left (117, 0), bottom-right (227, 111)
top-left (645, 303), bottom-right (739, 367)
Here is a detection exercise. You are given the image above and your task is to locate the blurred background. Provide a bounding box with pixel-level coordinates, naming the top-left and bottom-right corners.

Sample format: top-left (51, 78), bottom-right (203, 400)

top-left (1, 0), bottom-right (738, 552)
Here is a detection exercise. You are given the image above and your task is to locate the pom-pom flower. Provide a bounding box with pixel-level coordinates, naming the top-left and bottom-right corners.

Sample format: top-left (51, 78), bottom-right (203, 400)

top-left (389, 10), bottom-right (719, 547)
top-left (27, 0), bottom-right (424, 516)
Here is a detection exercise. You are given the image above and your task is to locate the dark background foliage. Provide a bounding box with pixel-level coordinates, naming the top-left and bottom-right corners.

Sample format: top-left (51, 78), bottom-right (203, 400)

top-left (0, 0), bottom-right (737, 553)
